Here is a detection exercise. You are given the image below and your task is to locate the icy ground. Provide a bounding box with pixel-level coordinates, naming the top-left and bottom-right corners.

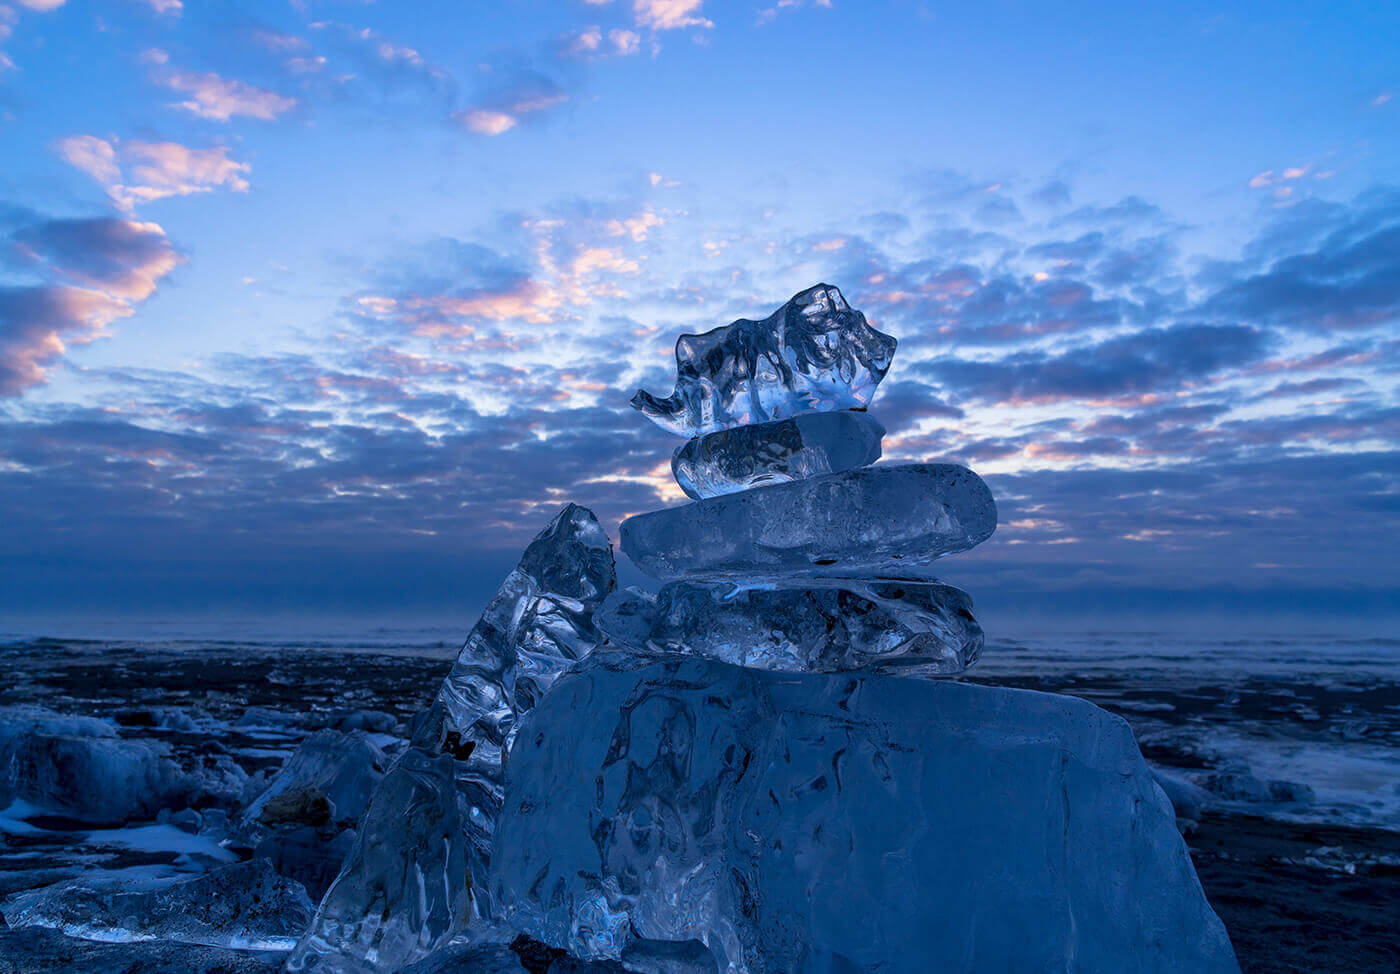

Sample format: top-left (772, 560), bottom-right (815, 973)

top-left (0, 627), bottom-right (1396, 973)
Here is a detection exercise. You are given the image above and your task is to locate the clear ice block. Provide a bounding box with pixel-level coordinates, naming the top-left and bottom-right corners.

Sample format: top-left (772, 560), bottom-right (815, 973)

top-left (598, 578), bottom-right (983, 676)
top-left (621, 463), bottom-right (997, 581)
top-left (631, 284), bottom-right (897, 437)
top-left (490, 655), bottom-right (1242, 974)
top-left (671, 409), bottom-right (884, 500)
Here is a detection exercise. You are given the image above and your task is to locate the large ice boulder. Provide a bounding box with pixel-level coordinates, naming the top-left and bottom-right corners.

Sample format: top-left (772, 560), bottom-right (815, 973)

top-left (0, 708), bottom-right (195, 825)
top-left (491, 654), bottom-right (1239, 973)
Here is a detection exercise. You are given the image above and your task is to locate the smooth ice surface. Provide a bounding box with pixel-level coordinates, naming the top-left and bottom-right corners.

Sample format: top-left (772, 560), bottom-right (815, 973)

top-left (631, 284), bottom-right (897, 437)
top-left (493, 655), bottom-right (1240, 974)
top-left (286, 504), bottom-right (616, 973)
top-left (598, 578), bottom-right (982, 676)
top-left (1, 859), bottom-right (314, 950)
top-left (671, 409), bottom-right (884, 500)
top-left (622, 463), bottom-right (997, 580)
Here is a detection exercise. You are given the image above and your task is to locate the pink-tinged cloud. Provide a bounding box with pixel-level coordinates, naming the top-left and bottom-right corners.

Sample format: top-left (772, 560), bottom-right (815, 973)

top-left (56, 136), bottom-right (251, 211)
top-left (14, 0), bottom-right (66, 11)
top-left (455, 89), bottom-right (568, 136)
top-left (0, 286), bottom-right (132, 395)
top-left (459, 109), bottom-right (517, 136)
top-left (12, 219), bottom-right (183, 301)
top-left (158, 69), bottom-right (296, 121)
top-left (0, 217), bottom-right (183, 394)
top-left (610, 29), bottom-right (641, 54)
top-left (633, 0), bottom-right (713, 31)
top-left (138, 0), bottom-right (182, 14)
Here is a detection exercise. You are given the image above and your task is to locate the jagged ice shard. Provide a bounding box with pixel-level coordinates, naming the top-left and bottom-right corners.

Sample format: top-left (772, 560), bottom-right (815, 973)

top-left (285, 504), bottom-right (615, 973)
top-left (631, 283), bottom-right (897, 437)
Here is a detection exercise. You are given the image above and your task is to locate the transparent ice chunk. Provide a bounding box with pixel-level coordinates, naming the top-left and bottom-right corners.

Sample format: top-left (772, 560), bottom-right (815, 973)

top-left (621, 463), bottom-right (997, 581)
top-left (1, 859), bottom-right (314, 951)
top-left (671, 409), bottom-right (884, 500)
top-left (632, 284), bottom-right (897, 437)
top-left (285, 504), bottom-right (616, 973)
top-left (598, 578), bottom-right (983, 676)
top-left (491, 655), bottom-right (1241, 974)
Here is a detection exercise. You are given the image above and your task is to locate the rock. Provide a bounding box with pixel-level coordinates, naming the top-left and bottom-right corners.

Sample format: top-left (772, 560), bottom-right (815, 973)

top-left (598, 578), bottom-right (983, 676)
top-left (621, 463), bottom-right (997, 581)
top-left (631, 284), bottom-right (897, 437)
top-left (491, 655), bottom-right (1240, 974)
top-left (671, 409), bottom-right (884, 500)
top-left (1, 858), bottom-right (315, 951)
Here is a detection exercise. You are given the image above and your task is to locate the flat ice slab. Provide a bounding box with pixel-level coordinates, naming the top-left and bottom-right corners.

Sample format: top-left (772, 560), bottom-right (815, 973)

top-left (492, 654), bottom-right (1240, 973)
top-left (621, 462), bottom-right (997, 580)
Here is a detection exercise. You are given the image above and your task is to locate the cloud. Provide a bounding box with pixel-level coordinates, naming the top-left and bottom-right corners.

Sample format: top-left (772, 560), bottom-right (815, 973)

top-left (633, 0), bottom-right (713, 31)
top-left (921, 323), bottom-right (1272, 405)
top-left (136, 0), bottom-right (182, 15)
top-left (10, 217), bottom-right (182, 300)
top-left (13, 0), bottom-right (65, 11)
top-left (56, 136), bottom-right (251, 211)
top-left (0, 217), bottom-right (180, 395)
top-left (156, 69), bottom-right (297, 121)
top-left (1204, 188), bottom-right (1400, 331)
top-left (454, 70), bottom-right (569, 136)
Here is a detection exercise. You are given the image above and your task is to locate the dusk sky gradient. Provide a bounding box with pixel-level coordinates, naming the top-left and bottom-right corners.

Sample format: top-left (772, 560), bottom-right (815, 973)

top-left (1, 0), bottom-right (1398, 625)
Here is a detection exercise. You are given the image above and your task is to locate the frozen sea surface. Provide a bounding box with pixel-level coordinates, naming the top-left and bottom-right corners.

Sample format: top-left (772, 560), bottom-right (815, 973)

top-left (0, 625), bottom-right (1396, 973)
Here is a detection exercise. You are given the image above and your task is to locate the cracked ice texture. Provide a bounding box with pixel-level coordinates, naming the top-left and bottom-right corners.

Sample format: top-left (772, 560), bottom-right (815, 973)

top-left (491, 655), bottom-right (1242, 974)
top-left (286, 504), bottom-right (616, 973)
top-left (2, 859), bottom-right (314, 951)
top-left (631, 284), bottom-right (897, 437)
top-left (597, 578), bottom-right (983, 676)
top-left (671, 409), bottom-right (884, 500)
top-left (622, 463), bottom-right (997, 581)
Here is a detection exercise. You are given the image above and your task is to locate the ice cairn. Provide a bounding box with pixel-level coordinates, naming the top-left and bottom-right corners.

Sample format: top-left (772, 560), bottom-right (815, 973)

top-left (288, 284), bottom-right (1239, 973)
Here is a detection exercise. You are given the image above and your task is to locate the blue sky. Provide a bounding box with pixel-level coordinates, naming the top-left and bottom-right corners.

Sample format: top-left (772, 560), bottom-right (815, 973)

top-left (1, 0), bottom-right (1397, 623)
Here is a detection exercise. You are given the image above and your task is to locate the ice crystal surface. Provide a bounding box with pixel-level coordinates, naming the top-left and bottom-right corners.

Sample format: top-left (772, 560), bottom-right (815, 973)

top-left (631, 284), bottom-right (896, 437)
top-left (286, 504), bottom-right (615, 973)
top-left (671, 408), bottom-right (883, 500)
top-left (598, 578), bottom-right (983, 676)
top-left (491, 655), bottom-right (1241, 974)
top-left (622, 463), bottom-right (997, 580)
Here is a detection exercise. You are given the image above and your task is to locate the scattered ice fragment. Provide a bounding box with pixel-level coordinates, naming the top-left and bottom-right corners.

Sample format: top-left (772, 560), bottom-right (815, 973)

top-left (631, 284), bottom-right (897, 437)
top-left (0, 707), bottom-right (197, 825)
top-left (1, 858), bottom-right (314, 951)
top-left (285, 748), bottom-right (468, 973)
top-left (621, 463), bottom-right (997, 580)
top-left (598, 578), bottom-right (983, 676)
top-left (240, 730), bottom-right (385, 833)
top-left (492, 654), bottom-right (1241, 973)
top-left (286, 504), bottom-right (616, 973)
top-left (671, 409), bottom-right (884, 499)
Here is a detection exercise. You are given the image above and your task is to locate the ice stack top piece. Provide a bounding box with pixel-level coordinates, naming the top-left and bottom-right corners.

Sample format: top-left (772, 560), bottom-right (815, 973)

top-left (623, 282), bottom-right (996, 581)
top-left (631, 282), bottom-right (897, 438)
